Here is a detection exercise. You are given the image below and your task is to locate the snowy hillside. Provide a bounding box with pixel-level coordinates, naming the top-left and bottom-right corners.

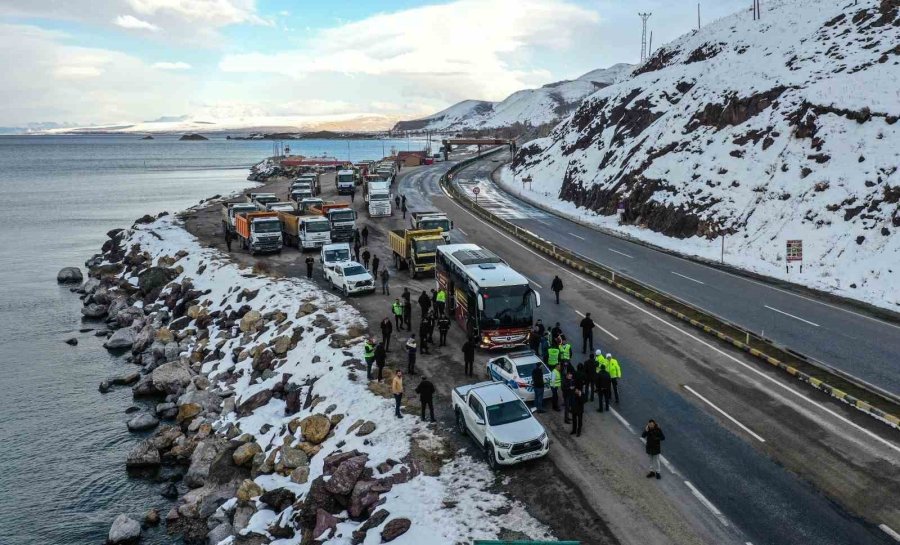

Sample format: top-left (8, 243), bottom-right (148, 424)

top-left (393, 64), bottom-right (632, 132)
top-left (510, 0), bottom-right (900, 310)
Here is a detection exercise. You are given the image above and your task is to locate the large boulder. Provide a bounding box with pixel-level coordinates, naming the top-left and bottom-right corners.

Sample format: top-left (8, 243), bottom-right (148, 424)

top-left (108, 514), bottom-right (141, 544)
top-left (381, 518), bottom-right (411, 542)
top-left (185, 437), bottom-right (225, 488)
top-left (352, 509), bottom-right (389, 544)
top-left (125, 439), bottom-right (160, 468)
top-left (138, 266), bottom-right (178, 295)
top-left (325, 454), bottom-right (367, 496)
top-left (206, 522), bottom-right (233, 545)
top-left (239, 310), bottom-right (263, 333)
top-left (300, 414), bottom-right (331, 444)
top-left (126, 413), bottom-right (159, 432)
top-left (259, 488), bottom-right (296, 512)
top-left (81, 303), bottom-right (108, 319)
top-left (232, 442), bottom-right (262, 466)
top-left (236, 479), bottom-right (263, 502)
top-left (178, 389), bottom-right (220, 413)
top-left (237, 389), bottom-right (272, 417)
top-left (313, 509), bottom-right (338, 540)
top-left (131, 324), bottom-right (156, 354)
top-left (105, 328), bottom-right (136, 350)
top-left (297, 477), bottom-right (340, 529)
top-left (164, 341), bottom-right (181, 362)
top-left (57, 267), bottom-right (83, 284)
top-left (151, 361), bottom-right (192, 395)
top-left (349, 479), bottom-right (391, 519)
top-left (115, 307), bottom-right (145, 328)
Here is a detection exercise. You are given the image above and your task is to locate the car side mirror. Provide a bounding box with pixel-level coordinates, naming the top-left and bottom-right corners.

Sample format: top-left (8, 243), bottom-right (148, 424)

top-left (476, 296), bottom-right (484, 311)
top-left (450, 221), bottom-right (454, 229)
top-left (533, 291), bottom-right (541, 308)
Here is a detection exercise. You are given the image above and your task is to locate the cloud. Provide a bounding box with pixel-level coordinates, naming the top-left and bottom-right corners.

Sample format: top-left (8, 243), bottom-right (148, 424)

top-left (220, 0), bottom-right (599, 102)
top-left (153, 61), bottom-right (192, 70)
top-left (127, 0), bottom-right (270, 26)
top-left (114, 14), bottom-right (161, 31)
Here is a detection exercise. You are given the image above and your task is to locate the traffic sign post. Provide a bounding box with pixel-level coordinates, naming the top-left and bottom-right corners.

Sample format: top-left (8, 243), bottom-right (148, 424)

top-left (786, 239), bottom-right (803, 273)
top-left (473, 185), bottom-right (480, 204)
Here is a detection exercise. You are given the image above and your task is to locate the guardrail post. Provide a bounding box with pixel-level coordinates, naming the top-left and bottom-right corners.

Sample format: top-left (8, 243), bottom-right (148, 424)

top-left (612, 270), bottom-right (615, 284)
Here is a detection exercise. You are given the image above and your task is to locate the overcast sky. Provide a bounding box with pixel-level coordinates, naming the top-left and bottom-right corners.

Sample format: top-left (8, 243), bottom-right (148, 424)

top-left (0, 0), bottom-right (749, 128)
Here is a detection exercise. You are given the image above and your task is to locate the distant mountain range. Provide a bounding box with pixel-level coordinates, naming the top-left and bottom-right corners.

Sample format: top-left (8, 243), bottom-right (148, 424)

top-left (393, 63), bottom-right (633, 132)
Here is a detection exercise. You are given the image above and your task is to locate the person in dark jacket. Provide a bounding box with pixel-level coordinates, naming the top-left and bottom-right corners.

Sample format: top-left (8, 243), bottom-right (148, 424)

top-left (418, 320), bottom-right (430, 355)
top-left (402, 288), bottom-right (412, 330)
top-left (371, 255), bottom-right (380, 276)
top-left (380, 268), bottom-right (390, 295)
top-left (415, 376), bottom-right (436, 422)
top-left (353, 240), bottom-right (361, 262)
top-left (362, 249), bottom-right (371, 270)
top-left (551, 275), bottom-right (563, 304)
top-left (642, 420), bottom-right (666, 479)
top-left (579, 312), bottom-right (595, 354)
top-left (550, 322), bottom-right (563, 344)
top-left (405, 334), bottom-right (418, 374)
top-left (305, 255), bottom-right (315, 278)
top-left (562, 368), bottom-right (575, 424)
top-left (583, 357), bottom-right (597, 401)
top-left (596, 364), bottom-right (612, 412)
top-left (569, 387), bottom-right (585, 436)
top-left (418, 290), bottom-right (431, 315)
top-left (461, 337), bottom-right (476, 376)
top-left (380, 317), bottom-right (393, 351)
top-left (437, 315), bottom-right (450, 346)
top-left (225, 228), bottom-right (233, 251)
top-left (361, 225), bottom-right (369, 245)
top-left (531, 361), bottom-right (546, 413)
top-left (374, 341), bottom-right (387, 382)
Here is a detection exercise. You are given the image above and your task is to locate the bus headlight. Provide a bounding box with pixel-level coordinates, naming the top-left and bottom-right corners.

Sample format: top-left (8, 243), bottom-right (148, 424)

top-left (482, 336), bottom-right (490, 344)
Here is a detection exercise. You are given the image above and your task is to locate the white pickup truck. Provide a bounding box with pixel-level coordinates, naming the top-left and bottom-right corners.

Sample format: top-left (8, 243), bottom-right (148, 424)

top-left (323, 260), bottom-right (375, 296)
top-left (452, 381), bottom-right (549, 469)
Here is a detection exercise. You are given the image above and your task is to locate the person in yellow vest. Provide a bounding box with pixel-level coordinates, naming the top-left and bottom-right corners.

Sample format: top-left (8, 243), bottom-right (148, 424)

top-left (550, 365), bottom-right (562, 411)
top-left (435, 288), bottom-right (447, 315)
top-left (594, 349), bottom-right (608, 373)
top-left (392, 299), bottom-right (403, 329)
top-left (363, 337), bottom-right (376, 380)
top-left (607, 353), bottom-right (622, 403)
top-left (546, 344), bottom-right (560, 369)
top-left (559, 336), bottom-right (572, 365)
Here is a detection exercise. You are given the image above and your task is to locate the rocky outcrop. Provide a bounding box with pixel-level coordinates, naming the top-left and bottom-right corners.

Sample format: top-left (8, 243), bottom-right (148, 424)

top-left (57, 267), bottom-right (83, 284)
top-left (105, 327), bottom-right (136, 350)
top-left (126, 413), bottom-right (159, 431)
top-left (108, 514), bottom-right (141, 544)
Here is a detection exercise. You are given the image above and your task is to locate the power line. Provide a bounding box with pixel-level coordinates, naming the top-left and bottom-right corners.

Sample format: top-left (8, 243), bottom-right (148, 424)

top-left (639, 12), bottom-right (652, 62)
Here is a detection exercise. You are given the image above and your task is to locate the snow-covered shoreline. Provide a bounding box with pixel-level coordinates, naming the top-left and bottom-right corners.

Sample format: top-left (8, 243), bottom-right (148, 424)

top-left (76, 196), bottom-right (551, 544)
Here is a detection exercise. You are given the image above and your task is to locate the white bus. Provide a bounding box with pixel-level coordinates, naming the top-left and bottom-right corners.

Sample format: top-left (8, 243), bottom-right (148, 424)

top-left (435, 244), bottom-right (540, 349)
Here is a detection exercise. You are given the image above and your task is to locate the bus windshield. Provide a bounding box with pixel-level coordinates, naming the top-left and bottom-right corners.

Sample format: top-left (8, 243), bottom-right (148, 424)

top-left (480, 285), bottom-right (533, 329)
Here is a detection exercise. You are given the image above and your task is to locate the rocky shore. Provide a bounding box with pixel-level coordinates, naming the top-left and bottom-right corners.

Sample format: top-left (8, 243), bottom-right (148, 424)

top-left (61, 204), bottom-right (550, 544)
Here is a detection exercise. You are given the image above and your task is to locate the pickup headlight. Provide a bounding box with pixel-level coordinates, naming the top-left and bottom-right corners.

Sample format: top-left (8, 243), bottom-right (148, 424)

top-left (538, 432), bottom-right (547, 442)
top-left (494, 441), bottom-right (511, 449)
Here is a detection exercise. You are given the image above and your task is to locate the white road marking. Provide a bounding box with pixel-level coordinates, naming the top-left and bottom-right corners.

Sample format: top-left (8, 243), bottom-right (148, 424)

top-left (764, 305), bottom-right (821, 327)
top-left (574, 310), bottom-right (620, 340)
top-left (609, 407), bottom-right (635, 433)
top-left (525, 276), bottom-right (543, 289)
top-left (441, 189), bottom-right (900, 455)
top-left (608, 248), bottom-right (634, 259)
top-left (672, 271), bottom-right (706, 285)
top-left (685, 481), bottom-right (731, 527)
top-left (568, 232), bottom-right (586, 240)
top-left (536, 219), bottom-right (551, 226)
top-left (684, 385), bottom-right (766, 443)
top-left (880, 524), bottom-right (900, 542)
top-left (456, 227), bottom-right (468, 236)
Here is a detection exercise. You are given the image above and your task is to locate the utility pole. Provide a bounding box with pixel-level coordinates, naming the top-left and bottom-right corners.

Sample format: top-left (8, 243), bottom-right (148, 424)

top-left (697, 3), bottom-right (701, 30)
top-left (649, 31), bottom-right (653, 57)
top-left (639, 12), bottom-right (652, 62)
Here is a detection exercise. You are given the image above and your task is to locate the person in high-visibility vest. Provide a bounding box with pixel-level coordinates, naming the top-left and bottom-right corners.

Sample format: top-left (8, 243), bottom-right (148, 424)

top-left (550, 365), bottom-right (562, 411)
top-left (546, 345), bottom-right (560, 369)
top-left (392, 299), bottom-right (403, 329)
top-left (607, 353), bottom-right (622, 403)
top-left (594, 349), bottom-right (608, 373)
top-left (435, 288), bottom-right (447, 315)
top-left (559, 336), bottom-right (572, 364)
top-left (364, 338), bottom-right (376, 380)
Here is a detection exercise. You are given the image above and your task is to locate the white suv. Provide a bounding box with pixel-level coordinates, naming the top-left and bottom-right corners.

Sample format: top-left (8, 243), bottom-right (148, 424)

top-left (324, 261), bottom-right (375, 296)
top-left (486, 350), bottom-right (552, 402)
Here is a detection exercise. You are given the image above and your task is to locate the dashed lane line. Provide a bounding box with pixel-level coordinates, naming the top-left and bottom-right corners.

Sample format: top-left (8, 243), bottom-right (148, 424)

top-left (684, 385), bottom-right (766, 443)
top-left (456, 227), bottom-right (468, 236)
top-left (764, 305), bottom-right (821, 327)
top-left (672, 271), bottom-right (706, 285)
top-left (880, 524), bottom-right (900, 542)
top-left (574, 310), bottom-right (620, 340)
top-left (685, 480), bottom-right (731, 528)
top-left (608, 248), bottom-right (634, 259)
top-left (525, 276), bottom-right (543, 289)
top-left (568, 232), bottom-right (586, 241)
top-left (440, 183), bottom-right (900, 456)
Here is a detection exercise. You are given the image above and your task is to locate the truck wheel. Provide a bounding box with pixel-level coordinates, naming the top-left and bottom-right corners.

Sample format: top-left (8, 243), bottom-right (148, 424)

top-left (485, 443), bottom-right (498, 470)
top-left (455, 410), bottom-right (467, 436)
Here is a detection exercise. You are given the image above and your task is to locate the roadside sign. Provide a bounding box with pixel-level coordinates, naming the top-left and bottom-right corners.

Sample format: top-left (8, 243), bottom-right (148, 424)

top-left (786, 240), bottom-right (803, 262)
top-left (473, 186), bottom-right (481, 195)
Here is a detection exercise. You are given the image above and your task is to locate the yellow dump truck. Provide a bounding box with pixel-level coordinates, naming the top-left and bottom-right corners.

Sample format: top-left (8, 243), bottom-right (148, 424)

top-left (388, 228), bottom-right (445, 278)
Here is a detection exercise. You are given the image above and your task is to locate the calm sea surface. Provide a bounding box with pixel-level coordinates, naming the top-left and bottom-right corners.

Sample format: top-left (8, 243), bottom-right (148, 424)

top-left (0, 134), bottom-right (411, 544)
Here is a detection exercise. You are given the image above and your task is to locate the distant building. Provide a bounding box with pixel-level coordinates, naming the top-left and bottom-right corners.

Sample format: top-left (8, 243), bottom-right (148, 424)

top-left (397, 151), bottom-right (426, 167)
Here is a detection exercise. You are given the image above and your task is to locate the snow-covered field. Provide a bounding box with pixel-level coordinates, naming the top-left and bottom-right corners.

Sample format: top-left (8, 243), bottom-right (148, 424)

top-left (511, 0), bottom-right (900, 311)
top-left (123, 214), bottom-right (552, 544)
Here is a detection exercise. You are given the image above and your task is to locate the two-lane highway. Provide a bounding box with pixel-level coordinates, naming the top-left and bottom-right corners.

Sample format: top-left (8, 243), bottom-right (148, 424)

top-left (453, 151), bottom-right (900, 397)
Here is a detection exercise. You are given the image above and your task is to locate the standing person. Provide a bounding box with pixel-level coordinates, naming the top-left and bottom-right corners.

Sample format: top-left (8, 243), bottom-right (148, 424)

top-left (305, 255), bottom-right (315, 279)
top-left (362, 249), bottom-right (371, 270)
top-left (405, 334), bottom-right (418, 374)
top-left (353, 240), bottom-right (361, 262)
top-left (642, 420), bottom-right (666, 479)
top-left (461, 336), bottom-right (475, 377)
top-left (380, 268), bottom-right (390, 295)
top-left (596, 364), bottom-right (612, 412)
top-left (371, 255), bottom-right (380, 276)
top-left (607, 353), bottom-right (622, 403)
top-left (392, 299), bottom-right (403, 329)
top-left (224, 229), bottom-right (233, 252)
top-left (570, 387), bottom-right (585, 436)
top-left (425, 309), bottom-right (436, 344)
top-left (363, 337), bottom-right (376, 380)
top-left (353, 228), bottom-right (361, 246)
top-left (418, 320), bottom-right (430, 355)
top-left (562, 368), bottom-right (575, 424)
top-left (535, 319), bottom-right (545, 338)
top-left (559, 335), bottom-right (572, 366)
top-left (402, 289), bottom-right (413, 330)
top-left (415, 376), bottom-right (436, 422)
top-left (437, 314), bottom-right (450, 346)
top-left (584, 357), bottom-right (597, 401)
top-left (551, 275), bottom-right (564, 304)
top-left (401, 202), bottom-right (408, 219)
top-left (350, 185), bottom-right (356, 203)
top-left (374, 341), bottom-right (386, 382)
top-left (435, 288), bottom-right (447, 315)
top-left (529, 323), bottom-right (541, 354)
top-left (549, 364), bottom-right (561, 411)
top-left (550, 322), bottom-right (563, 343)
top-left (361, 225), bottom-right (369, 245)
top-left (546, 343), bottom-right (560, 370)
top-left (532, 361), bottom-right (546, 413)
top-left (401, 194), bottom-right (407, 208)
top-left (392, 371), bottom-right (404, 418)
top-left (418, 290), bottom-right (431, 315)
top-left (539, 332), bottom-right (551, 362)
top-left (380, 317), bottom-right (393, 352)
top-left (580, 312), bottom-right (595, 354)
top-left (394, 195), bottom-right (401, 209)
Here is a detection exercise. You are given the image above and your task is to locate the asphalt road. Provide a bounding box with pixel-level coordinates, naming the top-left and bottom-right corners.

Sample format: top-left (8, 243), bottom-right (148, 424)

top-left (181, 155), bottom-right (900, 545)
top-left (452, 152), bottom-right (900, 398)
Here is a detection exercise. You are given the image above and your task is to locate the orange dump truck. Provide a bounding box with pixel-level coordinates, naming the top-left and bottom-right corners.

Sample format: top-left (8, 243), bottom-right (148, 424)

top-left (234, 211), bottom-right (283, 254)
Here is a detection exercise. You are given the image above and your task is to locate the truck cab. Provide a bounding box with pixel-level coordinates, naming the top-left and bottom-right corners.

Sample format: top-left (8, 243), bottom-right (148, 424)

top-left (299, 197), bottom-right (325, 215)
top-left (320, 243), bottom-right (351, 267)
top-left (248, 193), bottom-right (279, 210)
top-left (291, 188), bottom-right (314, 203)
top-left (235, 212), bottom-right (283, 255)
top-left (323, 261), bottom-right (375, 296)
top-left (452, 382), bottom-right (549, 469)
top-left (326, 207), bottom-right (357, 242)
top-left (222, 203), bottom-right (258, 234)
top-left (411, 211), bottom-right (453, 242)
top-left (336, 169), bottom-right (356, 195)
top-left (266, 201), bottom-right (296, 213)
top-left (366, 180), bottom-right (392, 217)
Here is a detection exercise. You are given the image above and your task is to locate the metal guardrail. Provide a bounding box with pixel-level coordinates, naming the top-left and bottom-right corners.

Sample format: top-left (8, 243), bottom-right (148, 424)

top-left (440, 149), bottom-right (900, 430)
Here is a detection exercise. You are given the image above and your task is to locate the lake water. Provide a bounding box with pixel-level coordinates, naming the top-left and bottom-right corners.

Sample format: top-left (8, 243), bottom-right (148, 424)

top-left (0, 134), bottom-right (413, 544)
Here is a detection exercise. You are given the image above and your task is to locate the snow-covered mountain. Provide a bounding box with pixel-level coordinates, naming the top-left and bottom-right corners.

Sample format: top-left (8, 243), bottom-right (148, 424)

top-left (508, 0), bottom-right (900, 310)
top-left (393, 64), bottom-right (632, 132)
